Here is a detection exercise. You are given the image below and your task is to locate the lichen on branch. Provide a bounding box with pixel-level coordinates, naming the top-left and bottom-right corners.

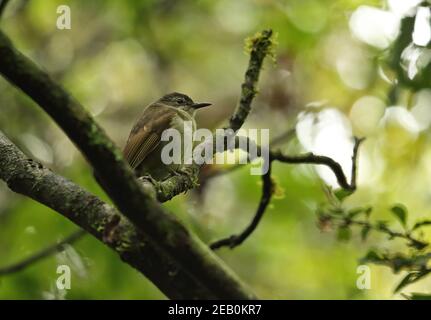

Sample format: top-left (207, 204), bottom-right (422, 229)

top-left (230, 29), bottom-right (275, 132)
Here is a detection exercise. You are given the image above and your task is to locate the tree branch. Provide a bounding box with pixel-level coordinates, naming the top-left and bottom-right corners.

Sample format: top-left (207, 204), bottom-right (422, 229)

top-left (0, 230), bottom-right (86, 275)
top-left (229, 30), bottom-right (274, 132)
top-left (0, 131), bottom-right (217, 299)
top-left (350, 137), bottom-right (364, 188)
top-left (200, 129), bottom-right (296, 181)
top-left (209, 137), bottom-right (364, 250)
top-left (210, 162), bottom-right (274, 250)
top-left (0, 28), bottom-right (264, 299)
top-left (271, 137), bottom-right (364, 191)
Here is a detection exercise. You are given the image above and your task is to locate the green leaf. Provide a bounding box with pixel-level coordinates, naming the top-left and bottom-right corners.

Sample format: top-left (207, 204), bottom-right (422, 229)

top-left (394, 270), bottom-right (431, 293)
top-left (334, 189), bottom-right (353, 202)
top-left (361, 225), bottom-right (371, 242)
top-left (364, 207), bottom-right (372, 219)
top-left (390, 204), bottom-right (408, 228)
top-left (360, 250), bottom-right (384, 264)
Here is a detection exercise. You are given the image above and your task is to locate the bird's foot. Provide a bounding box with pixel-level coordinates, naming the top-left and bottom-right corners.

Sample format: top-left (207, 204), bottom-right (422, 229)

top-left (137, 174), bottom-right (160, 200)
top-left (169, 167), bottom-right (200, 188)
top-left (167, 168), bottom-right (182, 177)
top-left (139, 174), bottom-right (158, 186)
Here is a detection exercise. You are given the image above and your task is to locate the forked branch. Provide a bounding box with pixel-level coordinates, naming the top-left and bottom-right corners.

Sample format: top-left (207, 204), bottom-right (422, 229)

top-left (210, 137), bottom-right (364, 250)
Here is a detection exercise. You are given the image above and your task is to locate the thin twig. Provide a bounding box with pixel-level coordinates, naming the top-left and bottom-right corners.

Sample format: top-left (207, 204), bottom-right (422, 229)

top-left (271, 137), bottom-right (364, 191)
top-left (230, 30), bottom-right (274, 132)
top-left (350, 137), bottom-right (365, 188)
top-left (322, 212), bottom-right (428, 250)
top-left (210, 162), bottom-right (273, 250)
top-left (211, 137), bottom-right (364, 250)
top-left (0, 230), bottom-right (86, 275)
top-left (201, 128), bottom-right (295, 181)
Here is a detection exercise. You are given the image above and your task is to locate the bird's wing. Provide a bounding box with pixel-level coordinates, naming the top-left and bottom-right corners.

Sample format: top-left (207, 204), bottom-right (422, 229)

top-left (123, 130), bottom-right (159, 169)
top-left (123, 103), bottom-right (176, 170)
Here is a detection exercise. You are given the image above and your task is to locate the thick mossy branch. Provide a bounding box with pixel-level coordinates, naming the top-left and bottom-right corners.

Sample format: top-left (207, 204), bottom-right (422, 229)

top-left (0, 30), bottom-right (254, 299)
top-left (141, 165), bottom-right (200, 202)
top-left (0, 132), bottom-right (217, 299)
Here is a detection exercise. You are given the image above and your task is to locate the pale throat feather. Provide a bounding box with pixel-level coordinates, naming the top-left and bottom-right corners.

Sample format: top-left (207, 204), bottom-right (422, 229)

top-left (164, 104), bottom-right (197, 132)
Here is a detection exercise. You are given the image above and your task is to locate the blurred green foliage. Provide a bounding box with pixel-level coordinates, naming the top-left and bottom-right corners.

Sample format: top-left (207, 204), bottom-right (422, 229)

top-left (1, 0), bottom-right (431, 299)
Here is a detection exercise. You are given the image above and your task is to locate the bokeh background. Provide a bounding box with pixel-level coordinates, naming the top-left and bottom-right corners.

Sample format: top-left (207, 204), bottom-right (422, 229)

top-left (1, 0), bottom-right (431, 299)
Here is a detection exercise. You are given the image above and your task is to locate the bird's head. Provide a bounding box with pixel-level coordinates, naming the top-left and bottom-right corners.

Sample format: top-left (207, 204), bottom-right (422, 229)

top-left (159, 92), bottom-right (211, 114)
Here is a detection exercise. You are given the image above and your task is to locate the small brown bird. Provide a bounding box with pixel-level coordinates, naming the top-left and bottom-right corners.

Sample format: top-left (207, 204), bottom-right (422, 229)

top-left (123, 92), bottom-right (211, 180)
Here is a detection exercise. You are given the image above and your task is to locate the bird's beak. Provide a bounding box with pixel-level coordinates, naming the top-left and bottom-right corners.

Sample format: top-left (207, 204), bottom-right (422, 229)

top-left (192, 102), bottom-right (212, 109)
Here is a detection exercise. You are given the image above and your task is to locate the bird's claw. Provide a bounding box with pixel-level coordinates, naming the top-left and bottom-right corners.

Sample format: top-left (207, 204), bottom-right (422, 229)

top-left (169, 167), bottom-right (200, 188)
top-left (139, 174), bottom-right (158, 186)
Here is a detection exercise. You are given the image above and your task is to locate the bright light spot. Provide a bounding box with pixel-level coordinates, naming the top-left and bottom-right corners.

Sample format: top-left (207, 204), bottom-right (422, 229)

top-left (413, 7), bottom-right (431, 46)
top-left (401, 44), bottom-right (431, 79)
top-left (349, 6), bottom-right (400, 49)
top-left (42, 283), bottom-right (67, 300)
top-left (44, 34), bottom-right (74, 73)
top-left (285, 0), bottom-right (328, 34)
top-left (324, 33), bottom-right (372, 89)
top-left (380, 106), bottom-right (420, 135)
top-left (24, 226), bottom-right (37, 235)
top-left (101, 39), bottom-right (152, 105)
top-left (201, 175), bottom-right (236, 221)
top-left (215, 0), bottom-right (256, 33)
top-left (335, 47), bottom-right (372, 90)
top-left (416, 49), bottom-right (431, 71)
top-left (53, 138), bottom-right (75, 167)
top-left (56, 244), bottom-right (87, 278)
top-left (296, 112), bottom-right (316, 151)
top-left (388, 0), bottom-right (422, 16)
top-left (296, 109), bottom-right (354, 188)
top-left (350, 96), bottom-right (386, 136)
top-left (380, 107), bottom-right (420, 153)
top-left (411, 89), bottom-right (431, 130)
top-left (401, 44), bottom-right (421, 79)
top-left (378, 65), bottom-right (395, 84)
top-left (422, 149), bottom-right (431, 185)
top-left (20, 133), bottom-right (54, 164)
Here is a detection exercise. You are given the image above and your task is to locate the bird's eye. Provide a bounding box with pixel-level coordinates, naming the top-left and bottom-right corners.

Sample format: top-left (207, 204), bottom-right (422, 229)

top-left (176, 98), bottom-right (185, 104)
